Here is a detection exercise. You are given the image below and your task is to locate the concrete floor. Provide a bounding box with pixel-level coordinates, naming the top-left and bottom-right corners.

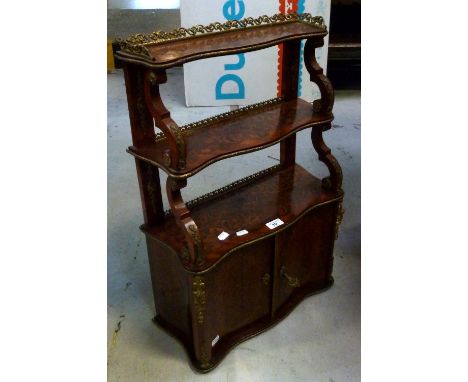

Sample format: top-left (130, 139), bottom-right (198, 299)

top-left (108, 68), bottom-right (360, 382)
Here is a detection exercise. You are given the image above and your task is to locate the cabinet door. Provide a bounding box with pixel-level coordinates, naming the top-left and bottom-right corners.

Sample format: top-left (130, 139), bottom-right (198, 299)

top-left (203, 238), bottom-right (274, 344)
top-left (273, 203), bottom-right (337, 313)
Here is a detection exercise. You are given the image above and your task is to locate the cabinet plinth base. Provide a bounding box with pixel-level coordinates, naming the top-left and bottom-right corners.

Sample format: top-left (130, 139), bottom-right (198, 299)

top-left (153, 277), bottom-right (334, 373)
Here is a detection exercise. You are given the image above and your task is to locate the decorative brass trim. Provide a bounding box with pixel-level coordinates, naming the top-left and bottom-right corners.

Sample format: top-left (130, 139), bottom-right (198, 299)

top-left (199, 348), bottom-right (211, 369)
top-left (280, 266), bottom-right (300, 288)
top-left (188, 224), bottom-right (204, 265)
top-left (164, 164), bottom-right (281, 217)
top-left (118, 13), bottom-right (326, 57)
top-left (145, 164), bottom-right (158, 214)
top-left (135, 71), bottom-right (150, 134)
top-left (335, 201), bottom-right (345, 240)
top-left (180, 246), bottom-right (189, 262)
top-left (192, 276), bottom-right (206, 324)
top-left (148, 71), bottom-right (158, 86)
top-left (167, 121), bottom-right (186, 169)
top-left (162, 150), bottom-right (171, 167)
top-left (154, 97), bottom-right (284, 142)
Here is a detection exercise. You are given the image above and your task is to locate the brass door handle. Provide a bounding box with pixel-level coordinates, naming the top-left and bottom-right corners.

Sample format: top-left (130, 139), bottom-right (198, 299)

top-left (280, 266), bottom-right (300, 288)
top-left (262, 273), bottom-right (271, 286)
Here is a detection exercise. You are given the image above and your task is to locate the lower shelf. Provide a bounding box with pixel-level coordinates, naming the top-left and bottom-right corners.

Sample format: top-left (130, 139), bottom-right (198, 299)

top-left (152, 277), bottom-right (334, 373)
top-left (142, 163), bottom-right (343, 271)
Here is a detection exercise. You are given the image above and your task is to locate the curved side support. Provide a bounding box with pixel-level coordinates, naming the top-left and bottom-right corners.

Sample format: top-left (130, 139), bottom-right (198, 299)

top-left (311, 126), bottom-right (343, 191)
top-left (143, 69), bottom-right (187, 170)
top-left (303, 38), bottom-right (334, 114)
top-left (166, 177), bottom-right (205, 266)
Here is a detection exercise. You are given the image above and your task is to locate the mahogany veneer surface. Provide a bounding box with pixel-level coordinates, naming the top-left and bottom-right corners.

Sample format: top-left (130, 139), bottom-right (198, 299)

top-left (142, 164), bottom-right (342, 271)
top-left (128, 98), bottom-right (333, 178)
top-left (117, 22), bottom-right (326, 68)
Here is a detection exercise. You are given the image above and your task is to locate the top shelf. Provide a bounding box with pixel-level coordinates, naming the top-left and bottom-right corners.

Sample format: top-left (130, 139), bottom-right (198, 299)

top-left (115, 13), bottom-right (327, 68)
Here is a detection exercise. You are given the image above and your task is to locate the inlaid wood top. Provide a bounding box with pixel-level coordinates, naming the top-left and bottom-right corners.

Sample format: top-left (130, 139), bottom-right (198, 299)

top-left (115, 13), bottom-right (327, 68)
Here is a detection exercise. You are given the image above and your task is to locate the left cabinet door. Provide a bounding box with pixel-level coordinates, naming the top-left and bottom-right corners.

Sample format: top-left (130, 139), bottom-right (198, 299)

top-left (202, 238), bottom-right (274, 347)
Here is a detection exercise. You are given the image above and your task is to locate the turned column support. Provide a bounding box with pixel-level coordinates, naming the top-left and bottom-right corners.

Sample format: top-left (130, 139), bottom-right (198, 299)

top-left (143, 69), bottom-right (187, 170)
top-left (166, 177), bottom-right (205, 266)
top-left (303, 38), bottom-right (335, 114)
top-left (312, 125), bottom-right (343, 191)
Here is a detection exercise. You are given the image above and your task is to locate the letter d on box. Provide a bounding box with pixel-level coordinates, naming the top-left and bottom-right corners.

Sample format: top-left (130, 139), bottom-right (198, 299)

top-left (215, 74), bottom-right (245, 100)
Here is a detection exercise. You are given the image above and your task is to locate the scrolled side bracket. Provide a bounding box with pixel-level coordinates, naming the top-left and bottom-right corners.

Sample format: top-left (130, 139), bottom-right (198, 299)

top-left (143, 69), bottom-right (187, 170)
top-left (304, 37), bottom-right (341, 191)
top-left (303, 38), bottom-right (334, 114)
top-left (166, 177), bottom-right (205, 266)
top-left (312, 125), bottom-right (343, 192)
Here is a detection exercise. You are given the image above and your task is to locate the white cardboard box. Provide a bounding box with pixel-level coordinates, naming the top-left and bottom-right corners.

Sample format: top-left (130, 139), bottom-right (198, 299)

top-left (180, 0), bottom-right (331, 106)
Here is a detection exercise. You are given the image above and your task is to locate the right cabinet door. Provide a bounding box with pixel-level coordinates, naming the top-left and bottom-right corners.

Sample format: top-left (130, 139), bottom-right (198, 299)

top-left (273, 202), bottom-right (338, 313)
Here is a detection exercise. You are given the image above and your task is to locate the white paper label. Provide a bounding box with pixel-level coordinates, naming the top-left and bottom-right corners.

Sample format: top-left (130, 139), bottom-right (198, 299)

top-left (236, 230), bottom-right (248, 236)
top-left (212, 334), bottom-right (220, 347)
top-left (217, 231), bottom-right (229, 241)
top-left (266, 218), bottom-right (284, 230)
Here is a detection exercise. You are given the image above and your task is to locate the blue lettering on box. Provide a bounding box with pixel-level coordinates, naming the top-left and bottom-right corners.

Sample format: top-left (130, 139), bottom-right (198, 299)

top-left (223, 0), bottom-right (245, 20)
top-left (215, 74), bottom-right (245, 99)
top-left (224, 53), bottom-right (245, 71)
top-left (216, 0), bottom-right (246, 100)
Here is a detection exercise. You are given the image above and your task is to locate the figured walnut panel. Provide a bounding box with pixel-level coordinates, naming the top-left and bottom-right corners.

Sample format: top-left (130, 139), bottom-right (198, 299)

top-left (128, 98), bottom-right (333, 178)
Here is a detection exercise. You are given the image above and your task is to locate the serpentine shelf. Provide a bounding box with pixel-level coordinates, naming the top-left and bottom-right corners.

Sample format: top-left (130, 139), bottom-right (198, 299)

top-left (127, 97), bottom-right (333, 179)
top-left (115, 13), bottom-right (327, 68)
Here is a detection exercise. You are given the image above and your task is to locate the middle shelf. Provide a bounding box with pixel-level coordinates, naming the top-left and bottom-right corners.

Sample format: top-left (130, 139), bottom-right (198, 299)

top-left (128, 97), bottom-right (333, 179)
top-left (142, 163), bottom-right (343, 271)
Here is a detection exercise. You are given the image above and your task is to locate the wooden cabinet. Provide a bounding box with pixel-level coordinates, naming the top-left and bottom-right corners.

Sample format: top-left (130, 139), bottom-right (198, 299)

top-left (116, 12), bottom-right (344, 372)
